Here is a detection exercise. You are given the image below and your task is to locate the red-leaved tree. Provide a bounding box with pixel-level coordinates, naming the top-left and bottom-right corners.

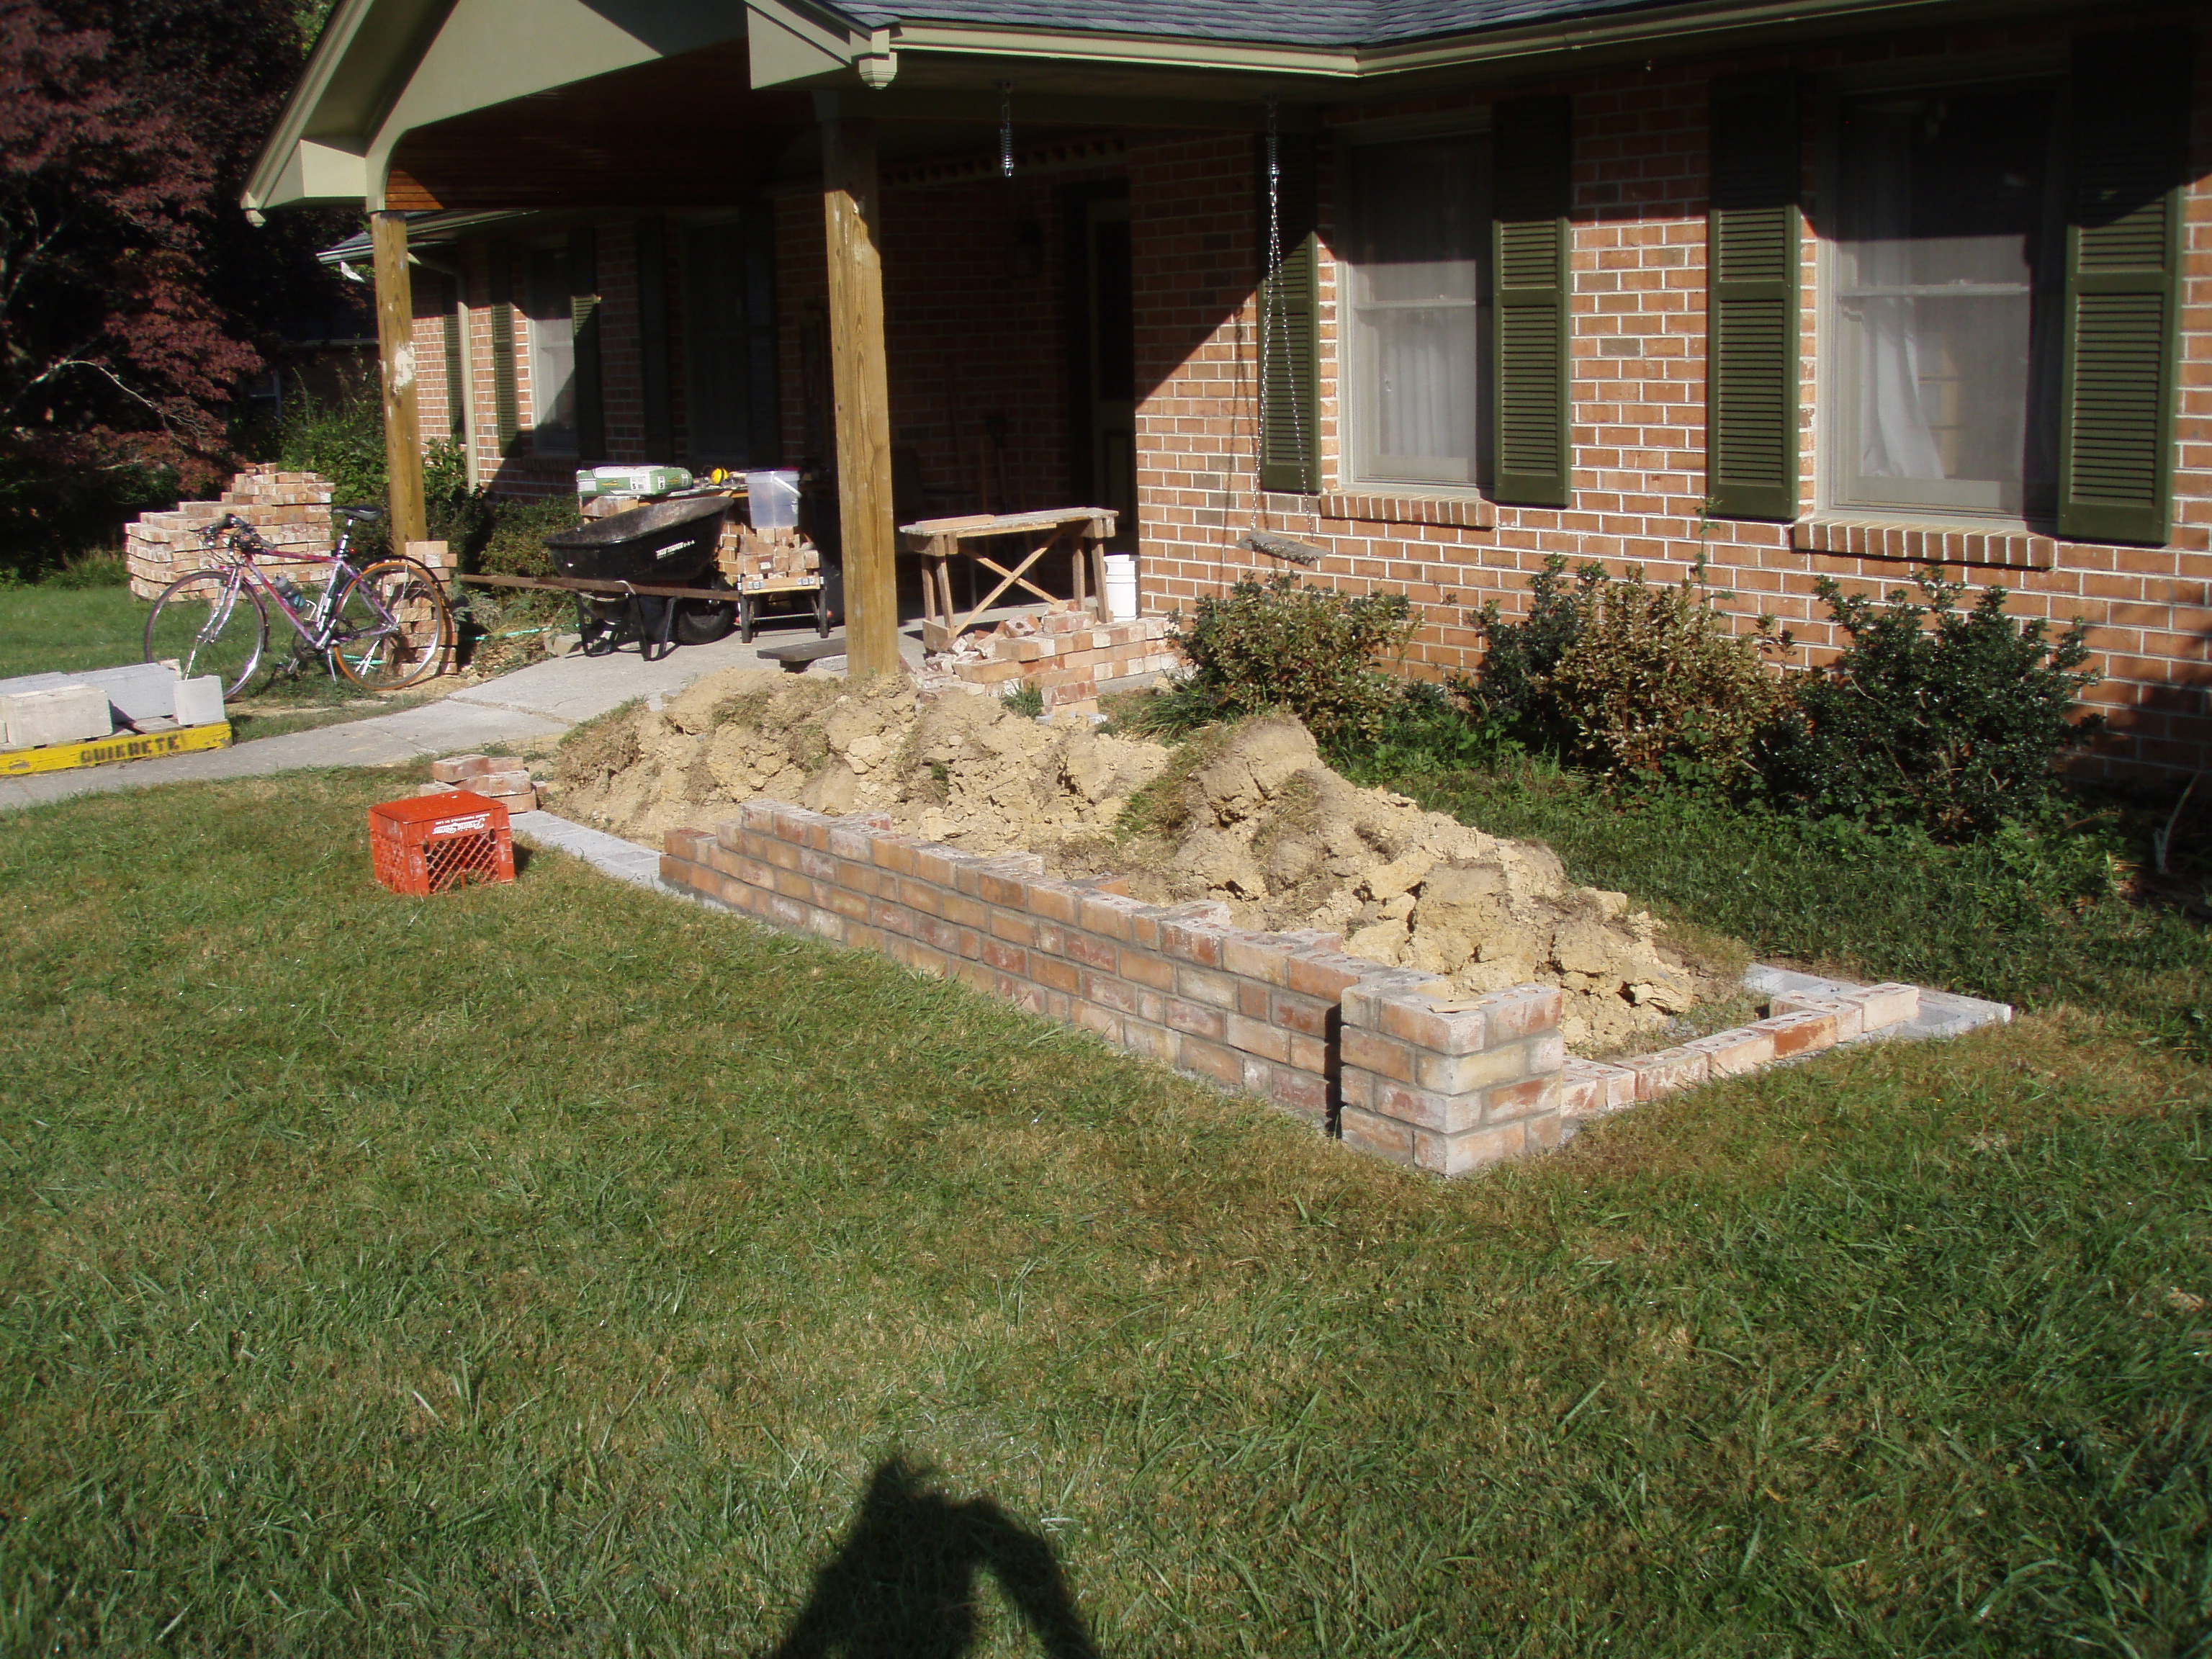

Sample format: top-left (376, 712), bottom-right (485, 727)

top-left (1, 0), bottom-right (339, 521)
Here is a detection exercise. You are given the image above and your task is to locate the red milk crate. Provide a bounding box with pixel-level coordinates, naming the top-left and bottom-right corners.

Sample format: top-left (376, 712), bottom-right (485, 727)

top-left (368, 791), bottom-right (516, 896)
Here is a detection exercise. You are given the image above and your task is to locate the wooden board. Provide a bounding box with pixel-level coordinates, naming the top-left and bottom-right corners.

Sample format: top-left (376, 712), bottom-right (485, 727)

top-left (0, 721), bottom-right (232, 777)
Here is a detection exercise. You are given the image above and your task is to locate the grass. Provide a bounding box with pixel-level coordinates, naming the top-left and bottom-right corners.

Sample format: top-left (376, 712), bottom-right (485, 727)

top-left (2, 770), bottom-right (2208, 1655)
top-left (0, 580), bottom-right (147, 679)
top-left (1392, 763), bottom-right (2212, 1058)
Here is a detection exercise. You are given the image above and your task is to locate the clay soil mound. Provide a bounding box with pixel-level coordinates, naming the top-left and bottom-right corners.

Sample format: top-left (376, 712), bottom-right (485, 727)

top-left (552, 670), bottom-right (1727, 1048)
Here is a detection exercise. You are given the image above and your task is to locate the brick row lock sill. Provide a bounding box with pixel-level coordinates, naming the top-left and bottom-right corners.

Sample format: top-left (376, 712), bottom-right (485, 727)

top-left (1259, 499), bottom-right (2204, 566)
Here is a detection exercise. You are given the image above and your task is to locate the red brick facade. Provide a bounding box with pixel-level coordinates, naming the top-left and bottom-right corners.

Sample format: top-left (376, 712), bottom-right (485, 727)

top-left (405, 14), bottom-right (2212, 778)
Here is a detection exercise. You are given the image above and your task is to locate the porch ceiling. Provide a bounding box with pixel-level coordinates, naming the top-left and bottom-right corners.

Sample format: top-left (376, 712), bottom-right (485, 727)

top-left (385, 40), bottom-right (1303, 212)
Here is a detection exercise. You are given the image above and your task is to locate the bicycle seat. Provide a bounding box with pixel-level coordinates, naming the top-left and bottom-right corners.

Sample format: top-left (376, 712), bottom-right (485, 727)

top-left (336, 505), bottom-right (385, 521)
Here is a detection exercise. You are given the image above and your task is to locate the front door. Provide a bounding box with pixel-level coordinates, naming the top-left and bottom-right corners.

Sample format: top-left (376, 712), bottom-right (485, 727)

top-left (1082, 198), bottom-right (1136, 551)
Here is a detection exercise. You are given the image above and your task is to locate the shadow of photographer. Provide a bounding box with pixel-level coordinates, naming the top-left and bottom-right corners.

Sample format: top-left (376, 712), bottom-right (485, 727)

top-left (765, 1457), bottom-right (1101, 1659)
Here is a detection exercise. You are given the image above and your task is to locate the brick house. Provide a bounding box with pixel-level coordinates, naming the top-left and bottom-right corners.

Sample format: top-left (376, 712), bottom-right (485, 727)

top-left (247, 0), bottom-right (2208, 776)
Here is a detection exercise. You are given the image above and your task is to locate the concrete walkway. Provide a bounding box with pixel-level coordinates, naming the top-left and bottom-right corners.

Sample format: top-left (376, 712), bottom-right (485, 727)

top-left (0, 625), bottom-right (848, 811)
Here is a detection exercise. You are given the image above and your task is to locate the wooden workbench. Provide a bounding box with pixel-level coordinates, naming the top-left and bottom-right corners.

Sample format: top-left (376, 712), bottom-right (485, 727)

top-left (899, 508), bottom-right (1117, 652)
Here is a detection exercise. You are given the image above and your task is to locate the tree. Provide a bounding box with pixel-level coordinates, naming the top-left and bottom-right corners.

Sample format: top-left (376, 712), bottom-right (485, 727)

top-left (0, 0), bottom-right (344, 562)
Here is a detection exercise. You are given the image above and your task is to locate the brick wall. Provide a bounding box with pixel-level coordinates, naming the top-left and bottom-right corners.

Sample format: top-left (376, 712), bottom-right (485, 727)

top-left (1128, 19), bottom-right (2212, 780)
top-left (660, 803), bottom-right (1569, 1174)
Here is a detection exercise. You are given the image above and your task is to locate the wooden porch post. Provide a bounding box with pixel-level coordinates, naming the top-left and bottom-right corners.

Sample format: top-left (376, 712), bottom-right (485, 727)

top-left (820, 114), bottom-right (900, 679)
top-left (370, 210), bottom-right (428, 548)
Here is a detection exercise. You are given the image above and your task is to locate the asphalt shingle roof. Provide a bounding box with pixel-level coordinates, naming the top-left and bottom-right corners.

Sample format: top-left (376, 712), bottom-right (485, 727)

top-left (834, 0), bottom-right (1678, 48)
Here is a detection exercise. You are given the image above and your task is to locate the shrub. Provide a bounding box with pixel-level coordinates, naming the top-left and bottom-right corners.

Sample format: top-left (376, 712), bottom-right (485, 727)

top-left (275, 377), bottom-right (387, 508)
top-left (1341, 680), bottom-right (1516, 781)
top-left (1758, 572), bottom-right (2103, 837)
top-left (1540, 564), bottom-right (1791, 789)
top-left (1470, 554), bottom-right (1604, 744)
top-left (1168, 573), bottom-right (1418, 750)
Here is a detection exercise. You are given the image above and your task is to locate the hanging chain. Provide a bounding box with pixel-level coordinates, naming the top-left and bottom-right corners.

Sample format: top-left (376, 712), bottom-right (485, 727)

top-left (998, 81), bottom-right (1015, 177)
top-left (1256, 97), bottom-right (1305, 523)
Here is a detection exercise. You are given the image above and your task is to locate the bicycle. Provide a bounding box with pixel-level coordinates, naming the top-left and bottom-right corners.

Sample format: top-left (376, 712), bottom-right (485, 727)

top-left (142, 505), bottom-right (454, 698)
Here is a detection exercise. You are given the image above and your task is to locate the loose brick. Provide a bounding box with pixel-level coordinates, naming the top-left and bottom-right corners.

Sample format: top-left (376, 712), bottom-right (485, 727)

top-left (1629, 1046), bottom-right (1710, 1100)
top-left (1756, 1008), bottom-right (1839, 1058)
top-left (1851, 982), bottom-right (1920, 1031)
top-left (1683, 1025), bottom-right (1776, 1076)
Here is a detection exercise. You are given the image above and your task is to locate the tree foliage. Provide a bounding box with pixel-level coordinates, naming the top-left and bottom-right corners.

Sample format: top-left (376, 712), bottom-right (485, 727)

top-left (1, 0), bottom-right (343, 564)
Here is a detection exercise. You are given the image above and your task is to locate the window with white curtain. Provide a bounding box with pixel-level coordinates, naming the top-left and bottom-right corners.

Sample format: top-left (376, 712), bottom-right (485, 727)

top-left (1827, 81), bottom-right (2063, 519)
top-left (523, 245), bottom-right (577, 454)
top-left (1342, 133), bottom-right (1487, 488)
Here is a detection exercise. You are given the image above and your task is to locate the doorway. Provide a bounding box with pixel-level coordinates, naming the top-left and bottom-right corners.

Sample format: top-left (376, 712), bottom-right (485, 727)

top-left (1072, 192), bottom-right (1136, 552)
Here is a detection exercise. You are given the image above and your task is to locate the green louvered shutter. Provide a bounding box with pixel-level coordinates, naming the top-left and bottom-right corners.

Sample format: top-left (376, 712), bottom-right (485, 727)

top-left (1707, 73), bottom-right (1801, 520)
top-left (488, 242), bottom-right (518, 455)
top-left (2059, 28), bottom-right (2191, 544)
top-left (441, 279), bottom-right (467, 439)
top-left (1255, 131), bottom-right (1318, 494)
top-left (635, 217), bottom-right (673, 464)
top-left (568, 225), bottom-right (605, 462)
top-left (1493, 95), bottom-right (1573, 507)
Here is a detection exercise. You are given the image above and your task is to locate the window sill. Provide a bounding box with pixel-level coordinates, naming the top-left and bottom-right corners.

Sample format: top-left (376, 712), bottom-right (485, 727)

top-left (1318, 493), bottom-right (1494, 530)
top-left (1792, 516), bottom-right (2057, 571)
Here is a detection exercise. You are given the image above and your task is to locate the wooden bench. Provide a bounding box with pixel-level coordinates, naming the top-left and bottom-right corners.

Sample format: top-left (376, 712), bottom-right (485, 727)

top-left (899, 508), bottom-right (1117, 652)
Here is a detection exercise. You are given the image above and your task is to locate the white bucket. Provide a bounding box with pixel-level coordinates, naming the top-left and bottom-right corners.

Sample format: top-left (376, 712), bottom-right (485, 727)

top-left (746, 469), bottom-right (801, 531)
top-left (1103, 553), bottom-right (1138, 622)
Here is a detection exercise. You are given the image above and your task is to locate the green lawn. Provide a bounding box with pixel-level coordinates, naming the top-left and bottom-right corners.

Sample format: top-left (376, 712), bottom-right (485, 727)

top-left (0, 580), bottom-right (148, 679)
top-left (1, 770), bottom-right (2206, 1655)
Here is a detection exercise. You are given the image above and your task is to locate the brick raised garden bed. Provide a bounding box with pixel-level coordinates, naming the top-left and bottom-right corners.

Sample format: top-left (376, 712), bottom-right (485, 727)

top-left (661, 801), bottom-right (1934, 1175)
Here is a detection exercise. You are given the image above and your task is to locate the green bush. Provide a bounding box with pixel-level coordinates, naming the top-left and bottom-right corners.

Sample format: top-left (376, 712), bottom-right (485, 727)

top-left (275, 377), bottom-right (387, 508)
top-left (1758, 572), bottom-right (2103, 837)
top-left (1469, 554), bottom-right (1604, 745)
top-left (1473, 559), bottom-right (1789, 790)
top-left (1166, 573), bottom-right (1418, 750)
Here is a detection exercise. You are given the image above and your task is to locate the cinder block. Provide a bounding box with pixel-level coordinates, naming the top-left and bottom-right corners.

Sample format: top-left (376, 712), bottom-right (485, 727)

top-left (1, 684), bottom-right (110, 750)
top-left (1851, 983), bottom-right (1921, 1031)
top-left (172, 675), bottom-right (225, 728)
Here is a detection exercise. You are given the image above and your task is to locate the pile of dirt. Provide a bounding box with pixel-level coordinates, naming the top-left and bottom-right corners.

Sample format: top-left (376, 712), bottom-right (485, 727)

top-left (552, 670), bottom-right (1724, 1048)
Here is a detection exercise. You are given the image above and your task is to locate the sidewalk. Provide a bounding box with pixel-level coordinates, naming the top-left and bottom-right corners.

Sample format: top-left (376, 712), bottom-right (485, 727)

top-left (0, 625), bottom-right (844, 810)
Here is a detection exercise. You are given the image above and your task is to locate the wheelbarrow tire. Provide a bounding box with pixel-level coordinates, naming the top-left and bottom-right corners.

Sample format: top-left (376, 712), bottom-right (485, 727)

top-left (672, 576), bottom-right (738, 646)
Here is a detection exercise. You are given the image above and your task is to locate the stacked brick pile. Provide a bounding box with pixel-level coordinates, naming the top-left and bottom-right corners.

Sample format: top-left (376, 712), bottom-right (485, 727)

top-left (715, 525), bottom-right (820, 587)
top-left (661, 801), bottom-right (1573, 1172)
top-left (125, 466), bottom-right (334, 600)
top-left (939, 608), bottom-right (1180, 716)
top-left (421, 752), bottom-right (539, 814)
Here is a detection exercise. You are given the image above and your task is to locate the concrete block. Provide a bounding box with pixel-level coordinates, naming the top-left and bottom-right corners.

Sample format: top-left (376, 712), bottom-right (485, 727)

top-left (0, 662), bottom-right (177, 725)
top-left (173, 675), bottom-right (225, 728)
top-left (1, 684), bottom-right (111, 750)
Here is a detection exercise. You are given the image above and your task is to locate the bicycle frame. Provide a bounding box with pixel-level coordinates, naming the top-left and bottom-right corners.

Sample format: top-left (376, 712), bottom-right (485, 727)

top-left (197, 518), bottom-right (407, 672)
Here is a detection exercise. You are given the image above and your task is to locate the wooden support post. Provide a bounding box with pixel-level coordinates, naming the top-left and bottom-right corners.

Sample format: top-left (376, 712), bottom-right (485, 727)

top-left (371, 210), bottom-right (427, 549)
top-left (820, 114), bottom-right (900, 680)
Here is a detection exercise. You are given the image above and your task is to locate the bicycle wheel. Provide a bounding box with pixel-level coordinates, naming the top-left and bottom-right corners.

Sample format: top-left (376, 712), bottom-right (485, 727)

top-left (144, 569), bottom-right (269, 698)
top-left (330, 557), bottom-right (451, 692)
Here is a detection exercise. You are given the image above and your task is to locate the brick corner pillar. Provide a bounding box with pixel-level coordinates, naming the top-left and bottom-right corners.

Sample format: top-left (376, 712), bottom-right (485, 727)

top-left (819, 99), bottom-right (900, 680)
top-left (370, 208), bottom-right (427, 549)
top-left (1339, 981), bottom-right (1567, 1175)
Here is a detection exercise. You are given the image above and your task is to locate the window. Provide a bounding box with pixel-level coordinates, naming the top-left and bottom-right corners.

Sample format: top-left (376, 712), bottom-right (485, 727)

top-left (1341, 134), bottom-right (1487, 488)
top-left (682, 212), bottom-right (778, 466)
top-left (1827, 81), bottom-right (2064, 520)
top-left (523, 245), bottom-right (577, 454)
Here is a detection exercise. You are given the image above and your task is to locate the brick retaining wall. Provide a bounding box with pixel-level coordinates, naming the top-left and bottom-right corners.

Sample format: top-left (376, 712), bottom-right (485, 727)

top-left (659, 801), bottom-right (1570, 1174)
